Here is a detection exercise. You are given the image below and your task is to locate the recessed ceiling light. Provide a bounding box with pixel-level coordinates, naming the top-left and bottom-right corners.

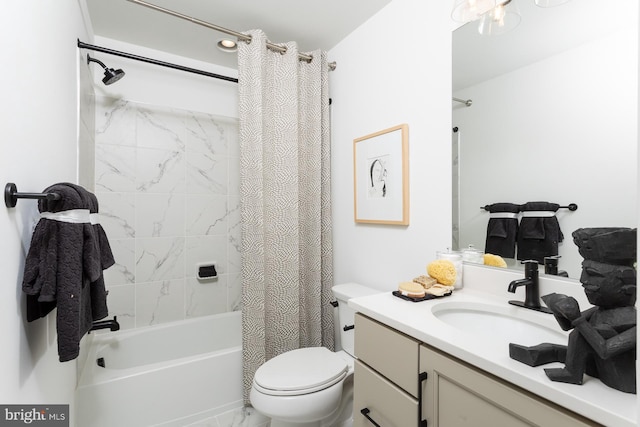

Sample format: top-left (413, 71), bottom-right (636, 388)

top-left (216, 38), bottom-right (237, 53)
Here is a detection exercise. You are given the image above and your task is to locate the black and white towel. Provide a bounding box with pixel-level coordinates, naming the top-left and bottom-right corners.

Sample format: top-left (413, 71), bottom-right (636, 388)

top-left (22, 183), bottom-right (114, 362)
top-left (517, 201), bottom-right (564, 264)
top-left (484, 202), bottom-right (521, 258)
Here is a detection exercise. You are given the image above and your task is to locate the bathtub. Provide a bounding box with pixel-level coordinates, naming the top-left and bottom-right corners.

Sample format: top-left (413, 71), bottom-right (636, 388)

top-left (75, 311), bottom-right (242, 427)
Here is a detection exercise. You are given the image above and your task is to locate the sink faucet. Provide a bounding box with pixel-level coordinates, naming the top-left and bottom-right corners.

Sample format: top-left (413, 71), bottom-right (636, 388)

top-left (508, 261), bottom-right (552, 314)
top-left (543, 255), bottom-right (569, 277)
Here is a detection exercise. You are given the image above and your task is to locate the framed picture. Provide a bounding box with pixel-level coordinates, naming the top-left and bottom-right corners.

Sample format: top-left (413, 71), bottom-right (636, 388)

top-left (353, 124), bottom-right (409, 225)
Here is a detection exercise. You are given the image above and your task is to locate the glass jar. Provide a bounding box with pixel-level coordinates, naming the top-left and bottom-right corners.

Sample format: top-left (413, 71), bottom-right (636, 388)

top-left (436, 249), bottom-right (463, 289)
top-left (461, 244), bottom-right (484, 264)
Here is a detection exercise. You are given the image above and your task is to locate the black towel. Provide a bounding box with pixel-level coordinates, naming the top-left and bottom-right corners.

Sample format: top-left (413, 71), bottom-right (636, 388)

top-left (22, 183), bottom-right (114, 362)
top-left (517, 201), bottom-right (564, 264)
top-left (484, 203), bottom-right (520, 258)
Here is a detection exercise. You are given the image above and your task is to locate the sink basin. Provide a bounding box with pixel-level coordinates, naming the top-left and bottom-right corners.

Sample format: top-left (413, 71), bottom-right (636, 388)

top-left (432, 301), bottom-right (568, 347)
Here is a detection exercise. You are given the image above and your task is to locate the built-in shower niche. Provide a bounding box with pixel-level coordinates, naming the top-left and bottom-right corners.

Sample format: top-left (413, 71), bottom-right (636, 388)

top-left (94, 95), bottom-right (241, 330)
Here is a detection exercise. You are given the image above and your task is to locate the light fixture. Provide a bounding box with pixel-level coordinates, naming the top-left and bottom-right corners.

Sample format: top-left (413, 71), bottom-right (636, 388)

top-left (452, 0), bottom-right (572, 27)
top-left (216, 38), bottom-right (237, 53)
top-left (478, 0), bottom-right (521, 36)
top-left (534, 0), bottom-right (571, 7)
top-left (451, 0), bottom-right (497, 23)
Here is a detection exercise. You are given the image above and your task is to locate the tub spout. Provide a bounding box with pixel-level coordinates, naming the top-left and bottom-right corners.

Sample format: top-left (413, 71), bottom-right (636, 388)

top-left (89, 316), bottom-right (120, 333)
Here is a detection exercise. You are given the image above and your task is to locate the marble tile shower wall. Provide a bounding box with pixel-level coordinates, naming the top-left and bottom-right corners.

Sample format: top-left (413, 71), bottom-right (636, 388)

top-left (94, 95), bottom-right (241, 330)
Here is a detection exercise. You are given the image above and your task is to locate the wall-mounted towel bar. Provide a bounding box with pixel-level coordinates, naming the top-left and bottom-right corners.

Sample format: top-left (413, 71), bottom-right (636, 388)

top-left (4, 183), bottom-right (61, 208)
top-left (481, 203), bottom-right (578, 211)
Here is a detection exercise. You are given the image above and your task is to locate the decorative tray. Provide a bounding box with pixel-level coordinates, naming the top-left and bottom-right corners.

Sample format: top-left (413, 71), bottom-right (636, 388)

top-left (392, 290), bottom-right (452, 302)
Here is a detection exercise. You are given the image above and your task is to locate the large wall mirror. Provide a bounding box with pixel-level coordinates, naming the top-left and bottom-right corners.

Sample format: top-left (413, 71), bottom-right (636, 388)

top-left (452, 0), bottom-right (638, 279)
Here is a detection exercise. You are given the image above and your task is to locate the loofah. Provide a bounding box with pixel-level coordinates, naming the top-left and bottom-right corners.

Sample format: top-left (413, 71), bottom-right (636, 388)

top-left (425, 283), bottom-right (454, 296)
top-left (426, 260), bottom-right (457, 286)
top-left (484, 253), bottom-right (507, 268)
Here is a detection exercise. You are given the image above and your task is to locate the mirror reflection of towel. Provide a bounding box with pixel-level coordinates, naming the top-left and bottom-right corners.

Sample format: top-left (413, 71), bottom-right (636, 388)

top-left (517, 201), bottom-right (564, 264)
top-left (484, 203), bottom-right (520, 258)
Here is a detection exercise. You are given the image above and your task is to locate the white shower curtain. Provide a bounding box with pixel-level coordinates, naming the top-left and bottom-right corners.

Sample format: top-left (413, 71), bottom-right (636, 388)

top-left (238, 29), bottom-right (334, 404)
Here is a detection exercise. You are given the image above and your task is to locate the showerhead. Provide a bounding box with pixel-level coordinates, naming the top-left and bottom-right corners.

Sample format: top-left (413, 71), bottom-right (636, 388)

top-left (87, 55), bottom-right (125, 85)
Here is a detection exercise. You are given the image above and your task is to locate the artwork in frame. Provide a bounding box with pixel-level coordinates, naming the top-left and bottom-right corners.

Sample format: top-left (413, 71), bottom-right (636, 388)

top-left (353, 124), bottom-right (409, 225)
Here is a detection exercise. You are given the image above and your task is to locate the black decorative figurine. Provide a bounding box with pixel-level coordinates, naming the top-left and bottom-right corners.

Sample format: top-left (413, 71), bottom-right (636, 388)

top-left (510, 228), bottom-right (637, 394)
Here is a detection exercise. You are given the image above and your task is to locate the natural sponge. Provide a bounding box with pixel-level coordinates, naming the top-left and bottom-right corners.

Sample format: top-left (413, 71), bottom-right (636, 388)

top-left (426, 260), bottom-right (457, 286)
top-left (484, 253), bottom-right (507, 268)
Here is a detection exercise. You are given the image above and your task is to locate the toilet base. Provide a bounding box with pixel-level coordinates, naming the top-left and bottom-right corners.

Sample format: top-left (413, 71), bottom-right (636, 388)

top-left (266, 375), bottom-right (353, 427)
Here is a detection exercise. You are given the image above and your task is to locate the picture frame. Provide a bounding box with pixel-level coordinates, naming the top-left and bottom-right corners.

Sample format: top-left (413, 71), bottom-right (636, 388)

top-left (353, 124), bottom-right (409, 225)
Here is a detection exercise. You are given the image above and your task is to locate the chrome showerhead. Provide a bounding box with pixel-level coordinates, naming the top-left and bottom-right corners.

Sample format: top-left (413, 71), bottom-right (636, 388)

top-left (87, 55), bottom-right (125, 85)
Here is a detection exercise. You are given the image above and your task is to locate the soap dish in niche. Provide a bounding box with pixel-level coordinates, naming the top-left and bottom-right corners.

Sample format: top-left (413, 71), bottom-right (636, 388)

top-left (392, 290), bottom-right (452, 302)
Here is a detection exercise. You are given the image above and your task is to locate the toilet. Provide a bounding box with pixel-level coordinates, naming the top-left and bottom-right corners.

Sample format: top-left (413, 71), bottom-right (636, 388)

top-left (250, 283), bottom-right (381, 427)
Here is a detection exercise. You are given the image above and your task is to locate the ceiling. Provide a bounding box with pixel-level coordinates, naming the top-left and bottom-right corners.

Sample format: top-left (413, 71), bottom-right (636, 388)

top-left (453, 0), bottom-right (629, 91)
top-left (85, 0), bottom-right (392, 70)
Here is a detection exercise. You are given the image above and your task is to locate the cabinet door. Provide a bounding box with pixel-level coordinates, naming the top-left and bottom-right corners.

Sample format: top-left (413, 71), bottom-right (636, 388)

top-left (420, 345), bottom-right (600, 427)
top-left (354, 359), bottom-right (419, 427)
top-left (355, 313), bottom-right (420, 397)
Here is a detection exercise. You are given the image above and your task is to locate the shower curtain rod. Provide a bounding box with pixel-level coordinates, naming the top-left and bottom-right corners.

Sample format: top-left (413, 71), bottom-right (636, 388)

top-left (126, 0), bottom-right (337, 71)
top-left (77, 40), bottom-right (238, 83)
top-left (453, 97), bottom-right (473, 107)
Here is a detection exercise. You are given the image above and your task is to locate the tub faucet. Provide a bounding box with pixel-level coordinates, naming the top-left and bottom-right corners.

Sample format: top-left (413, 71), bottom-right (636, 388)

top-left (508, 261), bottom-right (552, 314)
top-left (89, 316), bottom-right (120, 333)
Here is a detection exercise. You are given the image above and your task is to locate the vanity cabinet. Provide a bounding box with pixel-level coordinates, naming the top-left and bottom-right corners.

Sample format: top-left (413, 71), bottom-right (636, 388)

top-left (420, 345), bottom-right (599, 426)
top-left (354, 313), bottom-right (599, 427)
top-left (353, 313), bottom-right (421, 427)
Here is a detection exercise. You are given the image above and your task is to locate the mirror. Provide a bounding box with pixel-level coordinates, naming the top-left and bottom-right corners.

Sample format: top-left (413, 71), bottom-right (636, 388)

top-left (452, 0), bottom-right (638, 279)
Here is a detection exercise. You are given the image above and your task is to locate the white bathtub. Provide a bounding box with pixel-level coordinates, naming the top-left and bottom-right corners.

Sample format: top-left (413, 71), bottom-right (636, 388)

top-left (75, 311), bottom-right (242, 427)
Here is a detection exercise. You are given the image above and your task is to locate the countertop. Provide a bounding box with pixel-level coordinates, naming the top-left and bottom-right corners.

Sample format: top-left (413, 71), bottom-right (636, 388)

top-left (347, 264), bottom-right (637, 427)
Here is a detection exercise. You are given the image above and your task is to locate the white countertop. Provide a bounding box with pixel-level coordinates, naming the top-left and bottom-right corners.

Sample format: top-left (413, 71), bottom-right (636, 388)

top-left (347, 264), bottom-right (637, 427)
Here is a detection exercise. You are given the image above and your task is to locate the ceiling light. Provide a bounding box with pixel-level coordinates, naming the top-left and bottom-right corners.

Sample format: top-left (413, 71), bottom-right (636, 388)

top-left (216, 39), bottom-right (237, 53)
top-left (451, 0), bottom-right (497, 23)
top-left (534, 0), bottom-right (571, 7)
top-left (478, 0), bottom-right (521, 36)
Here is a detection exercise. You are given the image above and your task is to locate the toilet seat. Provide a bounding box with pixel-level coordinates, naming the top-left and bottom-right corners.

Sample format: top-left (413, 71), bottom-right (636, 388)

top-left (253, 347), bottom-right (348, 396)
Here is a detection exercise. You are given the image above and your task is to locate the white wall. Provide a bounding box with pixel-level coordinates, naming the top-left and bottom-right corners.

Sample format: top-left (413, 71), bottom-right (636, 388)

top-left (0, 0), bottom-right (92, 418)
top-left (329, 0), bottom-right (453, 291)
top-left (92, 37), bottom-right (238, 116)
top-left (454, 26), bottom-right (638, 279)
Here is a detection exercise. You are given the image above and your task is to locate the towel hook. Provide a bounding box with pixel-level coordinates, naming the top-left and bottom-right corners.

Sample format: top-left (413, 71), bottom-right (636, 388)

top-left (4, 183), bottom-right (61, 208)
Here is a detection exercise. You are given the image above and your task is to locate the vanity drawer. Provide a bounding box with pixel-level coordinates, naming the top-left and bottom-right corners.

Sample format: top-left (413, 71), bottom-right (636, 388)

top-left (355, 313), bottom-right (420, 397)
top-left (354, 359), bottom-right (419, 427)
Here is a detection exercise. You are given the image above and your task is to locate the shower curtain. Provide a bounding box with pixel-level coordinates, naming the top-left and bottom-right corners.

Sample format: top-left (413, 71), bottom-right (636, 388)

top-left (238, 29), bottom-right (334, 404)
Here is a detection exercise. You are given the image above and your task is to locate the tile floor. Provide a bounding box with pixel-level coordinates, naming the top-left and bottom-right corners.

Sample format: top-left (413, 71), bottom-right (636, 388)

top-left (184, 406), bottom-right (270, 427)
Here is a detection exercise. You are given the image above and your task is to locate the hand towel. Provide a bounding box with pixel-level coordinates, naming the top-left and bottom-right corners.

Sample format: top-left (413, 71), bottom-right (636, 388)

top-left (484, 203), bottom-right (520, 259)
top-left (22, 183), bottom-right (114, 362)
top-left (517, 201), bottom-right (564, 264)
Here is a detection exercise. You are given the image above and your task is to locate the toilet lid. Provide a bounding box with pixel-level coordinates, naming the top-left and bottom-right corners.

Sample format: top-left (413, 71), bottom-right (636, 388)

top-left (253, 347), bottom-right (348, 396)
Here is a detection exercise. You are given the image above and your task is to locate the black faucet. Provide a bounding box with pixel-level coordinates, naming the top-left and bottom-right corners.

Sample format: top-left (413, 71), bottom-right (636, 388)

top-left (543, 256), bottom-right (569, 277)
top-left (508, 261), bottom-right (552, 314)
top-left (89, 316), bottom-right (120, 333)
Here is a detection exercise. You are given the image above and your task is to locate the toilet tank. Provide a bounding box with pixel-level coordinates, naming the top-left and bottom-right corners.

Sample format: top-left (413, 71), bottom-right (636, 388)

top-left (332, 283), bottom-right (381, 356)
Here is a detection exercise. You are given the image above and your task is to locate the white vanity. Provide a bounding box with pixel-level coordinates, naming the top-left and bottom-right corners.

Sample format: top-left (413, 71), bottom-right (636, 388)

top-left (349, 264), bottom-right (637, 427)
